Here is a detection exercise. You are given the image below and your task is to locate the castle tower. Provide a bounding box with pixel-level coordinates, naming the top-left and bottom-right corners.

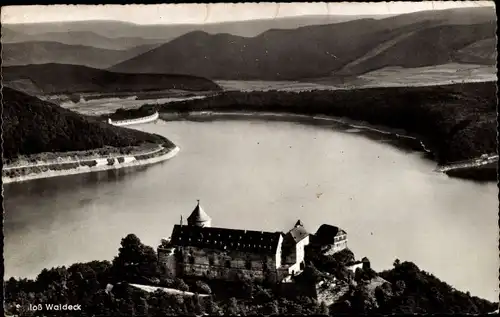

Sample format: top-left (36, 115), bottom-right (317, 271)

top-left (187, 200), bottom-right (212, 227)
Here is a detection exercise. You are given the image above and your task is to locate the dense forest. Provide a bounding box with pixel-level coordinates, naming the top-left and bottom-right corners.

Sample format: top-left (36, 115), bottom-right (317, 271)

top-left (2, 64), bottom-right (222, 96)
top-left (109, 107), bottom-right (158, 121)
top-left (139, 81), bottom-right (497, 165)
top-left (4, 233), bottom-right (497, 316)
top-left (2, 87), bottom-right (174, 162)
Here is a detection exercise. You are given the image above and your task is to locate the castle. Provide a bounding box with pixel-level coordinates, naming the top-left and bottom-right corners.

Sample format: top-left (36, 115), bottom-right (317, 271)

top-left (157, 200), bottom-right (348, 283)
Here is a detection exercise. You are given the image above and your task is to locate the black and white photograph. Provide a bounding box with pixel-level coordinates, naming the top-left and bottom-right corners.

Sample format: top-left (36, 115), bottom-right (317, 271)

top-left (2, 2), bottom-right (498, 316)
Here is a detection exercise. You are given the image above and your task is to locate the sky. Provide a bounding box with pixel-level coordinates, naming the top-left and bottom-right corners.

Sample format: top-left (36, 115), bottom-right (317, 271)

top-left (2, 2), bottom-right (495, 25)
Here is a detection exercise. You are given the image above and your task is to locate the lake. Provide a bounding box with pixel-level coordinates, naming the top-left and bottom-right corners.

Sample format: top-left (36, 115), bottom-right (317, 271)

top-left (3, 118), bottom-right (498, 301)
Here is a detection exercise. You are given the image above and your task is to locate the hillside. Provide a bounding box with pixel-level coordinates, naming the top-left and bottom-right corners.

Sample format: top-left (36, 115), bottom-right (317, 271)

top-left (140, 81), bottom-right (497, 167)
top-left (2, 87), bottom-right (172, 161)
top-left (329, 260), bottom-right (497, 315)
top-left (2, 41), bottom-right (159, 69)
top-left (2, 64), bottom-right (222, 95)
top-left (3, 234), bottom-right (497, 316)
top-left (337, 22), bottom-right (496, 76)
top-left (109, 8), bottom-right (496, 80)
top-left (454, 38), bottom-right (498, 64)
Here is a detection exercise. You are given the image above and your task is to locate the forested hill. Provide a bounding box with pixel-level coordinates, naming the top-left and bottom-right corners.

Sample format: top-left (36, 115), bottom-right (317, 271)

top-left (2, 64), bottom-right (222, 95)
top-left (2, 87), bottom-right (173, 161)
top-left (3, 233), bottom-right (497, 316)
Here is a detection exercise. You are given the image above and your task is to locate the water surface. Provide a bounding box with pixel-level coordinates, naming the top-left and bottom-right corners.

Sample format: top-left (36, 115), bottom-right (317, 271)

top-left (4, 119), bottom-right (498, 301)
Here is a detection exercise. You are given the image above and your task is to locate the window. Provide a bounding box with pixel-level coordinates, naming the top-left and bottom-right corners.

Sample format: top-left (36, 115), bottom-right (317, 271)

top-left (225, 260), bottom-right (231, 268)
top-left (245, 260), bottom-right (252, 270)
top-left (189, 256), bottom-right (195, 264)
top-left (209, 258), bottom-right (215, 266)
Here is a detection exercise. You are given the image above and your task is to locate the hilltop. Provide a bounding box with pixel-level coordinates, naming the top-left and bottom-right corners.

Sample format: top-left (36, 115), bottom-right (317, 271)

top-left (2, 41), bottom-right (158, 69)
top-left (3, 233), bottom-right (497, 316)
top-left (2, 64), bottom-right (222, 96)
top-left (2, 87), bottom-right (173, 161)
top-left (109, 7), bottom-right (496, 80)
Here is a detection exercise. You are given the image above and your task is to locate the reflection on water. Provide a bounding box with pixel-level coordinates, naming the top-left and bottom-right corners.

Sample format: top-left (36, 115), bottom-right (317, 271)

top-left (3, 120), bottom-right (498, 301)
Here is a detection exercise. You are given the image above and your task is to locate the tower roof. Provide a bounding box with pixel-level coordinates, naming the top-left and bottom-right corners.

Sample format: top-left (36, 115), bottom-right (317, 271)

top-left (187, 200), bottom-right (211, 223)
top-left (295, 219), bottom-right (304, 227)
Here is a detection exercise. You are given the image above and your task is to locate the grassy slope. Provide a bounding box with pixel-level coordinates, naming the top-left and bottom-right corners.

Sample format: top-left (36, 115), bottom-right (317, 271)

top-left (2, 41), bottom-right (158, 69)
top-left (337, 22), bottom-right (496, 76)
top-left (2, 64), bottom-right (222, 95)
top-left (2, 87), bottom-right (174, 161)
top-left (143, 81), bottom-right (496, 165)
top-left (454, 37), bottom-right (498, 64)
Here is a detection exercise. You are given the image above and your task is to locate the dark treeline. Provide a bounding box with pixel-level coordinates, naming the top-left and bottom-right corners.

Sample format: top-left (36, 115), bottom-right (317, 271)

top-left (4, 233), bottom-right (497, 316)
top-left (143, 81), bottom-right (497, 165)
top-left (110, 107), bottom-right (157, 121)
top-left (2, 64), bottom-right (222, 95)
top-left (2, 87), bottom-right (175, 161)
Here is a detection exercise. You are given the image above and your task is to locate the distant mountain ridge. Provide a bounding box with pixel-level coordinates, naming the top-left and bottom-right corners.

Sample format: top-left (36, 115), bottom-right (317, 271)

top-left (2, 14), bottom-right (393, 41)
top-left (1, 27), bottom-right (163, 50)
top-left (2, 64), bottom-right (222, 95)
top-left (3, 7), bottom-right (496, 81)
top-left (109, 8), bottom-right (496, 80)
top-left (2, 41), bottom-right (159, 69)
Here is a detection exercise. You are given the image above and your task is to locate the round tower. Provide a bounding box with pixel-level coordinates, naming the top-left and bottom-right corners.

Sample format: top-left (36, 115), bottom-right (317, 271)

top-left (187, 200), bottom-right (212, 227)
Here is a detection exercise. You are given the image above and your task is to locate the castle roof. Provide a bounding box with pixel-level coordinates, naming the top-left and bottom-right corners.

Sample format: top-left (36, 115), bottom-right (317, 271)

top-left (314, 224), bottom-right (346, 245)
top-left (285, 220), bottom-right (309, 244)
top-left (187, 200), bottom-right (211, 223)
top-left (170, 224), bottom-right (282, 255)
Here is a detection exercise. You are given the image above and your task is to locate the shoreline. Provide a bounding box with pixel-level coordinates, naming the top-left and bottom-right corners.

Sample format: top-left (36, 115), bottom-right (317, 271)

top-left (160, 110), bottom-right (419, 139)
top-left (159, 110), bottom-right (495, 178)
top-left (2, 145), bottom-right (180, 185)
top-left (160, 109), bottom-right (428, 148)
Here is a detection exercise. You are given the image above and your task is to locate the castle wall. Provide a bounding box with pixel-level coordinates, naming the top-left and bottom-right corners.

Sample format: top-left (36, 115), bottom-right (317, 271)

top-left (295, 235), bottom-right (310, 264)
top-left (158, 247), bottom-right (177, 277)
top-left (321, 233), bottom-right (348, 255)
top-left (275, 235), bottom-right (283, 268)
top-left (174, 246), bottom-right (280, 282)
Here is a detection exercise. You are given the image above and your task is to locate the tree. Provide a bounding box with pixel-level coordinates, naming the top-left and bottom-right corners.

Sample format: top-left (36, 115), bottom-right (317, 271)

top-left (395, 280), bottom-right (406, 297)
top-left (192, 294), bottom-right (204, 315)
top-left (195, 280), bottom-right (212, 294)
top-left (205, 295), bottom-right (223, 316)
top-left (263, 300), bottom-right (279, 315)
top-left (226, 297), bottom-right (239, 315)
top-left (135, 297), bottom-right (148, 316)
top-left (318, 301), bottom-right (329, 315)
top-left (393, 259), bottom-right (401, 268)
top-left (112, 234), bottom-right (159, 283)
top-left (174, 278), bottom-right (189, 292)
